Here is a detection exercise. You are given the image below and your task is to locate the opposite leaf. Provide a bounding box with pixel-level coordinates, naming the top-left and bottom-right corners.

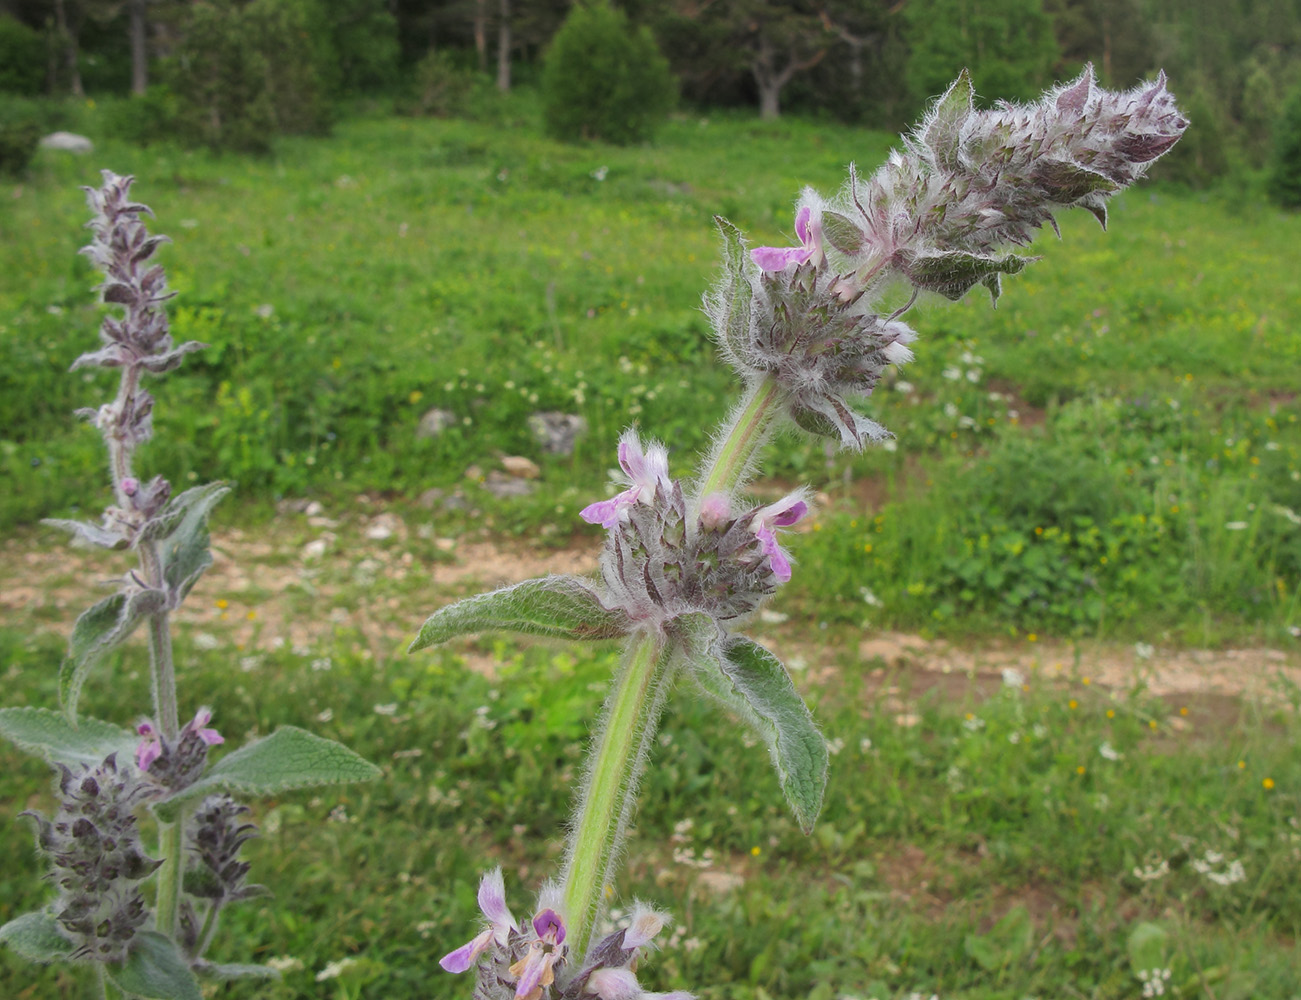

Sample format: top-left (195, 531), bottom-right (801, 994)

top-left (107, 931), bottom-right (203, 1000)
top-left (674, 616), bottom-right (828, 833)
top-left (193, 961), bottom-right (283, 981)
top-left (0, 910), bottom-right (74, 964)
top-left (410, 575), bottom-right (629, 651)
top-left (60, 588), bottom-right (167, 724)
top-left (155, 726), bottom-right (380, 820)
top-left (898, 249), bottom-right (1032, 302)
top-left (0, 707), bottom-right (137, 766)
top-left (710, 216), bottom-right (754, 361)
top-left (155, 482), bottom-right (230, 604)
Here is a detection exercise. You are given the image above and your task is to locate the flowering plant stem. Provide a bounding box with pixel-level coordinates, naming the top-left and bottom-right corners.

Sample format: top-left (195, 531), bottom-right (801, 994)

top-left (698, 376), bottom-right (785, 498)
top-left (560, 629), bottom-right (669, 959)
top-left (145, 551), bottom-right (185, 938)
top-left (560, 377), bottom-right (785, 958)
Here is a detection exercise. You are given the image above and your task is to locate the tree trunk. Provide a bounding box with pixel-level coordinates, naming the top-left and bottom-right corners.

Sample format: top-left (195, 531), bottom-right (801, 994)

top-left (129, 0), bottom-right (148, 95)
top-left (496, 0), bottom-right (510, 92)
top-left (53, 0), bottom-right (85, 97)
top-left (474, 0), bottom-right (487, 72)
top-left (753, 33), bottom-right (780, 119)
top-left (759, 82), bottom-right (780, 119)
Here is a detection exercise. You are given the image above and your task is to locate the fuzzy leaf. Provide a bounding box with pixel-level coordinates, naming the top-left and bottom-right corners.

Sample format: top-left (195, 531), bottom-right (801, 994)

top-left (1127, 922), bottom-right (1170, 974)
top-left (0, 707), bottom-right (137, 766)
top-left (108, 931), bottom-right (202, 1000)
top-left (674, 616), bottom-right (828, 833)
top-left (155, 727), bottom-right (380, 820)
top-left (182, 867), bottom-right (223, 900)
top-left (923, 69), bottom-right (974, 168)
top-left (154, 482), bottom-right (230, 602)
top-left (900, 249), bottom-right (1032, 301)
top-left (193, 962), bottom-right (282, 981)
top-left (139, 482), bottom-right (228, 544)
top-left (42, 517), bottom-right (130, 550)
top-left (1034, 158), bottom-right (1119, 201)
top-left (70, 345), bottom-right (131, 371)
top-left (0, 910), bottom-right (73, 964)
top-left (711, 216), bottom-right (754, 360)
top-left (795, 395), bottom-right (891, 452)
top-left (410, 576), bottom-right (629, 651)
top-left (820, 210), bottom-right (866, 256)
top-left (61, 589), bottom-right (167, 724)
top-left (138, 341), bottom-right (206, 374)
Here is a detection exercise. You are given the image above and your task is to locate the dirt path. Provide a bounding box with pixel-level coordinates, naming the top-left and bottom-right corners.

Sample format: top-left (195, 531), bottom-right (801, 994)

top-left (3, 504), bottom-right (1298, 702)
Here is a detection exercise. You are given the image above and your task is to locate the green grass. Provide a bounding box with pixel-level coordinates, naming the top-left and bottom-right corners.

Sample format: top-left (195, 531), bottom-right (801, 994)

top-left (2, 626), bottom-right (1299, 998)
top-left (3, 96), bottom-right (1298, 644)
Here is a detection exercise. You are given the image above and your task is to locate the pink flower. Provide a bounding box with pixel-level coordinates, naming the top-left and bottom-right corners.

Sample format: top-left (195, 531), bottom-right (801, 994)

top-left (508, 908), bottom-right (567, 999)
top-left (580, 430), bottom-right (672, 529)
top-left (750, 205), bottom-right (823, 272)
top-left (749, 492), bottom-right (810, 583)
top-left (134, 708), bottom-right (223, 773)
top-left (439, 868), bottom-right (519, 973)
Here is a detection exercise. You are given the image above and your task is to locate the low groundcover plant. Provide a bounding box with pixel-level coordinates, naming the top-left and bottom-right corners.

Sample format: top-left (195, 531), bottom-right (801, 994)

top-left (411, 66), bottom-right (1186, 998)
top-left (0, 172), bottom-right (381, 999)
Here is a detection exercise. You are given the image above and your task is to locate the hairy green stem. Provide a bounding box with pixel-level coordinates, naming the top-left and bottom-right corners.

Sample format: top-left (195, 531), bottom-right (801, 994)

top-left (194, 901), bottom-right (221, 960)
top-left (561, 374), bottom-right (787, 961)
top-left (561, 630), bottom-right (671, 960)
top-left (698, 375), bottom-right (785, 498)
top-left (95, 963), bottom-right (109, 1000)
top-left (154, 818), bottom-right (185, 939)
top-left (143, 552), bottom-right (184, 937)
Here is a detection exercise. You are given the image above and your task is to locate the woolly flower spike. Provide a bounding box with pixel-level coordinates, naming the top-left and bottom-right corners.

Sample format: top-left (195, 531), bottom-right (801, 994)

top-left (22, 754), bottom-right (161, 962)
top-left (135, 707), bottom-right (224, 790)
top-left (594, 472), bottom-right (807, 624)
top-left (581, 430), bottom-right (673, 529)
top-left (840, 66), bottom-right (1188, 303)
top-left (749, 492), bottom-right (809, 584)
top-left (440, 868), bottom-right (520, 973)
top-left (751, 202), bottom-right (824, 272)
top-left (509, 909), bottom-right (568, 1000)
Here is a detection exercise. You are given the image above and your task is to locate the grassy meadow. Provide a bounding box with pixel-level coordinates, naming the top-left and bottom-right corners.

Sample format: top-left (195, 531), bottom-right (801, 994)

top-left (1, 93), bottom-right (1300, 999)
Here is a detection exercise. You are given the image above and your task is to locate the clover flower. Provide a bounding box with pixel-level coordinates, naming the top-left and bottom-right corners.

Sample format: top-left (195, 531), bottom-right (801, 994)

top-left (135, 707), bottom-right (224, 791)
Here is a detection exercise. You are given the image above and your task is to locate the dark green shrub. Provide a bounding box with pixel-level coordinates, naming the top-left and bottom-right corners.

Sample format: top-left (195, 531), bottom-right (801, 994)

top-left (408, 51), bottom-right (479, 117)
top-left (0, 96), bottom-right (40, 175)
top-left (321, 0), bottom-right (401, 95)
top-left (169, 0), bottom-right (332, 153)
top-left (103, 86), bottom-right (181, 145)
top-left (1268, 84), bottom-right (1301, 209)
top-left (0, 15), bottom-right (44, 96)
top-left (541, 1), bottom-right (675, 145)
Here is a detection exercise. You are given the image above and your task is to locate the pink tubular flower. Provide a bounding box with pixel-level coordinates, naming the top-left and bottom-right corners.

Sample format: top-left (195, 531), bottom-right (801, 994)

top-left (439, 868), bottom-right (519, 973)
top-left (134, 708), bottom-right (223, 773)
top-left (508, 908), bottom-right (567, 1000)
top-left (580, 430), bottom-right (672, 530)
top-left (750, 205), bottom-right (823, 272)
top-left (749, 493), bottom-right (810, 584)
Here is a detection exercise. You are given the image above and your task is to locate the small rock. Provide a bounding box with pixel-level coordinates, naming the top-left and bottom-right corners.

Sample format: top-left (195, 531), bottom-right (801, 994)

top-left (304, 500), bottom-right (325, 517)
top-left (417, 487), bottom-right (445, 509)
top-left (528, 412), bottom-right (587, 455)
top-left (464, 464), bottom-right (483, 481)
top-left (483, 471), bottom-right (535, 498)
top-left (435, 538), bottom-right (456, 552)
top-left (276, 498), bottom-right (313, 514)
top-left (302, 538), bottom-right (330, 560)
top-left (365, 520), bottom-right (395, 541)
top-left (500, 455), bottom-right (541, 480)
top-left (40, 132), bottom-right (93, 154)
top-left (417, 408), bottom-right (456, 438)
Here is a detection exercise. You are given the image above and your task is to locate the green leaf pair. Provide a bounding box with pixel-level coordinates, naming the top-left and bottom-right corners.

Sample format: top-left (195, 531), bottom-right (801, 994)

top-left (57, 482), bottom-right (230, 724)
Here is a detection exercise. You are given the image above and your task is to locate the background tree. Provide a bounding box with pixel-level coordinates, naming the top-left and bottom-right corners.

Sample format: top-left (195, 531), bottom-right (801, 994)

top-left (904, 0), bottom-right (1058, 105)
